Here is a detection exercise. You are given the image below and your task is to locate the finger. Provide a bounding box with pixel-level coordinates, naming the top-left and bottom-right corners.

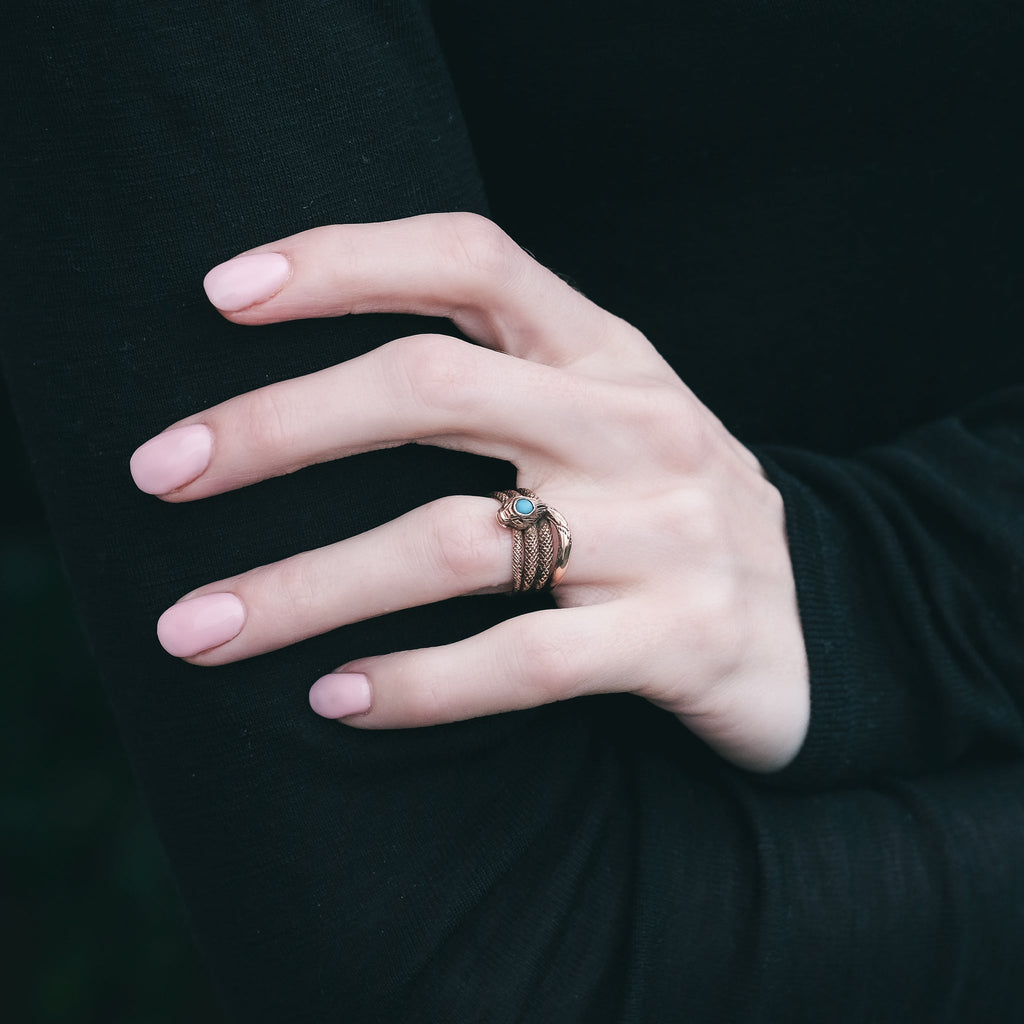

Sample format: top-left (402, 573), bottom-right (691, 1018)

top-left (131, 334), bottom-right (644, 501)
top-left (309, 605), bottom-right (632, 727)
top-left (156, 496), bottom-right (517, 665)
top-left (203, 212), bottom-right (663, 372)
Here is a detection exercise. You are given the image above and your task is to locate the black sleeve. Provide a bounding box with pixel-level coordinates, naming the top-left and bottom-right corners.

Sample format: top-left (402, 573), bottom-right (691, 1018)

top-left (758, 385), bottom-right (1024, 789)
top-left (4, 3), bottom-right (1024, 1022)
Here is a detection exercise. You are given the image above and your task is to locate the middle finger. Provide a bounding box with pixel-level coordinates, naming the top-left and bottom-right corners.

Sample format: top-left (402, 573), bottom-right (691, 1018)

top-left (132, 334), bottom-right (625, 502)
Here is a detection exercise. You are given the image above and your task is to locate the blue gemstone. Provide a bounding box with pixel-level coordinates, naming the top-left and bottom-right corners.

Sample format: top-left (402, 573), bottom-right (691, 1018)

top-left (514, 497), bottom-right (535, 516)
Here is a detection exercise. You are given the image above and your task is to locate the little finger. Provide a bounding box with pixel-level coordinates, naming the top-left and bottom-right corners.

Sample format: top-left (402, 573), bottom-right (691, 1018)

top-left (309, 604), bottom-right (633, 727)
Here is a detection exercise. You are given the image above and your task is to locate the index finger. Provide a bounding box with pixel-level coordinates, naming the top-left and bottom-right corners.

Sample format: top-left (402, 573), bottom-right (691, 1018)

top-left (204, 212), bottom-right (662, 372)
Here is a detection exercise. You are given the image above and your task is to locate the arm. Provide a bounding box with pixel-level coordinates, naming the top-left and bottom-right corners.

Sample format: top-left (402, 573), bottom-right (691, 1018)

top-left (759, 389), bottom-right (1024, 787)
top-left (5, 3), bottom-right (1024, 1021)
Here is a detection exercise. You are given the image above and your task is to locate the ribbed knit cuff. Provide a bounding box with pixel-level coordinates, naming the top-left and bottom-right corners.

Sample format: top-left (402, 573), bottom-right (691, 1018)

top-left (751, 449), bottom-right (924, 789)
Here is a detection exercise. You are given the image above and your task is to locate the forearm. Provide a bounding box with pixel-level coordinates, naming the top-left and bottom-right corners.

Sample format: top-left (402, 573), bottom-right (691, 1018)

top-left (758, 385), bottom-right (1024, 788)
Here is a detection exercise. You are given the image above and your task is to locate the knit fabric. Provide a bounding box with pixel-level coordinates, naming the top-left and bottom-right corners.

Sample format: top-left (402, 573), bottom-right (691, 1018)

top-left (3, 2), bottom-right (1023, 1020)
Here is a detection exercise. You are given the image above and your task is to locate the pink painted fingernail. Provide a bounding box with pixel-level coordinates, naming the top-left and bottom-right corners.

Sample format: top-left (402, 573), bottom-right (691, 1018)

top-left (130, 424), bottom-right (213, 495)
top-left (203, 252), bottom-right (290, 311)
top-left (309, 673), bottom-right (372, 719)
top-left (157, 593), bottom-right (246, 658)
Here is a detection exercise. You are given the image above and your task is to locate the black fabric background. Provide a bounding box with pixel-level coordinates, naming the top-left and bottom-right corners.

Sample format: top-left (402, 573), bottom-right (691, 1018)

top-left (3, 2), bottom-right (1024, 1021)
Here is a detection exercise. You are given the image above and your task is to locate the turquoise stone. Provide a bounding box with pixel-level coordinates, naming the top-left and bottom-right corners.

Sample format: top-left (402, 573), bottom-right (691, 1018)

top-left (514, 497), bottom-right (535, 516)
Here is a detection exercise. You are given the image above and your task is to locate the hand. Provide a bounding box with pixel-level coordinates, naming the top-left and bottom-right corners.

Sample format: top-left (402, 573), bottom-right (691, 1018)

top-left (130, 213), bottom-right (809, 773)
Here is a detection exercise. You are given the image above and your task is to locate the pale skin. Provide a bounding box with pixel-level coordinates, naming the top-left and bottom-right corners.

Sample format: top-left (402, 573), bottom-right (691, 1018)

top-left (130, 212), bottom-right (810, 773)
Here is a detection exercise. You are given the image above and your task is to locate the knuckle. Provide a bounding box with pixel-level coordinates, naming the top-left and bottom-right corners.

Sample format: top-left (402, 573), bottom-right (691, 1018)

top-left (398, 676), bottom-right (445, 724)
top-left (428, 497), bottom-right (502, 583)
top-left (648, 385), bottom-right (693, 434)
top-left (643, 387), bottom-right (712, 468)
top-left (384, 334), bottom-right (482, 417)
top-left (683, 415), bottom-right (722, 470)
top-left (687, 574), bottom-right (745, 677)
top-left (394, 652), bottom-right (458, 723)
top-left (433, 212), bottom-right (516, 287)
top-left (604, 380), bottom-right (719, 475)
top-left (243, 554), bottom-right (321, 629)
top-left (388, 332), bottom-right (471, 383)
top-left (677, 486), bottom-right (723, 549)
top-left (238, 383), bottom-right (301, 457)
top-left (515, 621), bottom-right (583, 702)
top-left (590, 382), bottom-right (693, 470)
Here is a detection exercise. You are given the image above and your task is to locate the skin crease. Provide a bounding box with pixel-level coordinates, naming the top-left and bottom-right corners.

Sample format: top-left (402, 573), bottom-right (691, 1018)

top-left (130, 212), bottom-right (810, 774)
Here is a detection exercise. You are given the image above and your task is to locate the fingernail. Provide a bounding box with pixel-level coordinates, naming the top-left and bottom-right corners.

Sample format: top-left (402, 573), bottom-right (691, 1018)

top-left (157, 593), bottom-right (245, 658)
top-left (130, 424), bottom-right (213, 495)
top-left (309, 673), bottom-right (372, 719)
top-left (204, 252), bottom-right (290, 311)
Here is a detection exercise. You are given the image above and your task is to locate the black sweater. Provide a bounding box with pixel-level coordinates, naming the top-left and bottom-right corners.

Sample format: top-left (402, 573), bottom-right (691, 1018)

top-left (3, 1), bottom-right (1023, 1020)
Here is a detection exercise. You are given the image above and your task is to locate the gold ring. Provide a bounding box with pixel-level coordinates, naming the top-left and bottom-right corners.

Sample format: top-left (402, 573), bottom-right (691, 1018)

top-left (490, 488), bottom-right (572, 592)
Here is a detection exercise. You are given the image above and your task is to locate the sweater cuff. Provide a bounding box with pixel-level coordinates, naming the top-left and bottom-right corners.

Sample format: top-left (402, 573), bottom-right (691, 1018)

top-left (751, 450), bottom-right (925, 789)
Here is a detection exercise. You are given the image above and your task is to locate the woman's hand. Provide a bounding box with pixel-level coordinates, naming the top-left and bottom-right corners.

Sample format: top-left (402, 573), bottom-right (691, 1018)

top-left (130, 213), bottom-right (809, 773)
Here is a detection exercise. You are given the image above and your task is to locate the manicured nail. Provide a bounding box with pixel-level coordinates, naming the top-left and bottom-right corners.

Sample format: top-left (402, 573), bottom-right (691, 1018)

top-left (203, 252), bottom-right (290, 311)
top-left (130, 424), bottom-right (212, 495)
top-left (157, 593), bottom-right (245, 658)
top-left (309, 673), bottom-right (372, 719)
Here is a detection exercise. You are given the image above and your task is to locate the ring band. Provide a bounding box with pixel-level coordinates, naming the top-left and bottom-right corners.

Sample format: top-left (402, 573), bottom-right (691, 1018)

top-left (491, 488), bottom-right (572, 592)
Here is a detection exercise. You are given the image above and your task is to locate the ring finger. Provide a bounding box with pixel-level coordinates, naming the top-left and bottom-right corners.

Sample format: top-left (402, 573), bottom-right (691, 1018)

top-left (158, 494), bottom-right (585, 666)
